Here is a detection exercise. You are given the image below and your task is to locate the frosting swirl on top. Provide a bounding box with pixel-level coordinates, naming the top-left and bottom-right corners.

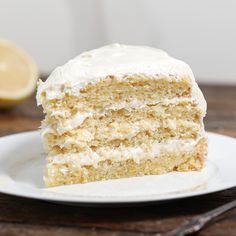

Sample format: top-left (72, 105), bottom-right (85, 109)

top-left (37, 44), bottom-right (206, 115)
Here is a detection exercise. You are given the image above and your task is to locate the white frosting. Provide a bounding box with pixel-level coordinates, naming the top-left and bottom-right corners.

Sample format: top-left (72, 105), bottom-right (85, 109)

top-left (36, 44), bottom-right (206, 115)
top-left (48, 138), bottom-right (202, 168)
top-left (56, 112), bottom-right (92, 134)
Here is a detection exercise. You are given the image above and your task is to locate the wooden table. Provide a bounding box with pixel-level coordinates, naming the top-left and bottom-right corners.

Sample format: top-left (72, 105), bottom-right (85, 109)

top-left (0, 84), bottom-right (235, 236)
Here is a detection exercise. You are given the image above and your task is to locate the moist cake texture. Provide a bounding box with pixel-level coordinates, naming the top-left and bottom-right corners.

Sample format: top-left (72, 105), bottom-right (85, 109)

top-left (37, 44), bottom-right (208, 187)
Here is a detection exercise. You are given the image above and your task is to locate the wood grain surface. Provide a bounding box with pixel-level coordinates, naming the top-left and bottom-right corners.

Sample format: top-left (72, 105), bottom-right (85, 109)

top-left (0, 84), bottom-right (235, 236)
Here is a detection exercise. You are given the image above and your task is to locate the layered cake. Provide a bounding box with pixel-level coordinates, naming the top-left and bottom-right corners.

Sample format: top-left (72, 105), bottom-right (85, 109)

top-left (37, 44), bottom-right (207, 187)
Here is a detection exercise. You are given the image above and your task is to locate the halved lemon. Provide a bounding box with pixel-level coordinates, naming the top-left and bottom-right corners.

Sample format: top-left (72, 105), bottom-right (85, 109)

top-left (0, 40), bottom-right (38, 108)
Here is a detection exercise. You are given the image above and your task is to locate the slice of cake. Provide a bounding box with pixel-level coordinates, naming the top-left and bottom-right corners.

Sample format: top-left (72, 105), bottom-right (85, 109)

top-left (37, 44), bottom-right (207, 187)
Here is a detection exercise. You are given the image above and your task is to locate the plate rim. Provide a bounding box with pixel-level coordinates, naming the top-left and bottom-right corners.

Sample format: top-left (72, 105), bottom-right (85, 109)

top-left (0, 130), bottom-right (235, 205)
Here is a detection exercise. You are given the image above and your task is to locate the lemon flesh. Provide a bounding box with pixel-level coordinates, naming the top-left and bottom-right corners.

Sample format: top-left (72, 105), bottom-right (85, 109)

top-left (0, 40), bottom-right (38, 108)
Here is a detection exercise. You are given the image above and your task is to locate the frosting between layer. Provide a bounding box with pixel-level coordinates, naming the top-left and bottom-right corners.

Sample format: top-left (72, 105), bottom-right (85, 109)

top-left (47, 138), bottom-right (203, 169)
top-left (42, 97), bottom-right (203, 135)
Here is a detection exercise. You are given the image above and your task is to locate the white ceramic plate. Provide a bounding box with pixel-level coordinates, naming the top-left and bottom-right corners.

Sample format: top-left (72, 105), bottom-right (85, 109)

top-left (0, 131), bottom-right (235, 206)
